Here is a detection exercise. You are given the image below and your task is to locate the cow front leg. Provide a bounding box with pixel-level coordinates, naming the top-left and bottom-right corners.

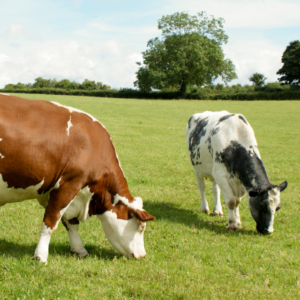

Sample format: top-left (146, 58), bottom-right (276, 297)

top-left (212, 180), bottom-right (223, 216)
top-left (62, 218), bottom-right (88, 258)
top-left (213, 175), bottom-right (239, 230)
top-left (234, 198), bottom-right (242, 226)
top-left (34, 182), bottom-right (81, 263)
top-left (195, 175), bottom-right (210, 214)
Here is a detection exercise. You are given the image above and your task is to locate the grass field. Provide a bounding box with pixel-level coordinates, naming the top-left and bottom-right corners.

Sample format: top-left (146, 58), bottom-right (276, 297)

top-left (0, 94), bottom-right (299, 299)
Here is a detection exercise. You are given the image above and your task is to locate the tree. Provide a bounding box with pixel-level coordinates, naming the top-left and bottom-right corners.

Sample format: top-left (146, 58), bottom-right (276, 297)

top-left (249, 73), bottom-right (267, 87)
top-left (134, 12), bottom-right (237, 97)
top-left (57, 79), bottom-right (72, 89)
top-left (80, 79), bottom-right (97, 90)
top-left (96, 82), bottom-right (111, 90)
top-left (4, 84), bottom-right (15, 89)
top-left (277, 40), bottom-right (300, 86)
top-left (15, 82), bottom-right (26, 89)
top-left (32, 77), bottom-right (51, 88)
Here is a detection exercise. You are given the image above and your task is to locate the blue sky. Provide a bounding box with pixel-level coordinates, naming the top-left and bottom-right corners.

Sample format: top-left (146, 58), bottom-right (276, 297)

top-left (1, 0), bottom-right (300, 89)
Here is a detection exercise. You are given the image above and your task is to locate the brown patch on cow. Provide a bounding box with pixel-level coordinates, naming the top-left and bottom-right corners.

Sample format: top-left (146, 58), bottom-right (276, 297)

top-left (129, 208), bottom-right (156, 222)
top-left (68, 218), bottom-right (79, 225)
top-left (228, 219), bottom-right (235, 225)
top-left (227, 200), bottom-right (235, 210)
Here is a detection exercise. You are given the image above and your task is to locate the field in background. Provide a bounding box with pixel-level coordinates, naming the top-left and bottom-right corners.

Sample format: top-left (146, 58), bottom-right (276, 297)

top-left (0, 94), bottom-right (299, 299)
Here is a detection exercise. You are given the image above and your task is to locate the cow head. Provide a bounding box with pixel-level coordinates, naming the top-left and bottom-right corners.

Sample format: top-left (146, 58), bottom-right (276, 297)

top-left (97, 195), bottom-right (155, 259)
top-left (249, 181), bottom-right (287, 234)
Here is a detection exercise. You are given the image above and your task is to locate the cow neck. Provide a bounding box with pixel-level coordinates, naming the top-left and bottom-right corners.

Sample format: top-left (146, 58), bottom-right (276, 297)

top-left (236, 151), bottom-right (272, 193)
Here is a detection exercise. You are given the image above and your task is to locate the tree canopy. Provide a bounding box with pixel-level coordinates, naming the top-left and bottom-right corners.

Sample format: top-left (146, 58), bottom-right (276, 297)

top-left (277, 40), bottom-right (300, 86)
top-left (134, 12), bottom-right (237, 96)
top-left (249, 73), bottom-right (267, 87)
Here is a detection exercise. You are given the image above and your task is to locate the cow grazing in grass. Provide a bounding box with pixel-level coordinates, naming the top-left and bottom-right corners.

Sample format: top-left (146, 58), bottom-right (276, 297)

top-left (0, 94), bottom-right (155, 263)
top-left (186, 111), bottom-right (287, 234)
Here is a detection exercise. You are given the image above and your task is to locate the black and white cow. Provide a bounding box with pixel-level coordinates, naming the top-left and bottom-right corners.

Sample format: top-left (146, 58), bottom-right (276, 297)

top-left (186, 111), bottom-right (287, 234)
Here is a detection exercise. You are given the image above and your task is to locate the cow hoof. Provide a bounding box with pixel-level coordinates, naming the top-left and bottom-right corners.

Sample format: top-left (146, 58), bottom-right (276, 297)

top-left (71, 249), bottom-right (89, 258)
top-left (33, 255), bottom-right (47, 264)
top-left (213, 211), bottom-right (223, 217)
top-left (226, 223), bottom-right (239, 231)
top-left (201, 209), bottom-right (210, 214)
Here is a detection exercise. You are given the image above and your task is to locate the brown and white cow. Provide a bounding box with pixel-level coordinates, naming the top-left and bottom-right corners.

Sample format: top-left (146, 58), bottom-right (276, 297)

top-left (0, 93), bottom-right (155, 263)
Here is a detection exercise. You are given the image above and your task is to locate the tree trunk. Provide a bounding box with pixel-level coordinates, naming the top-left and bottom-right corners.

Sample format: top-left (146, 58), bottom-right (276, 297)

top-left (180, 81), bottom-right (187, 99)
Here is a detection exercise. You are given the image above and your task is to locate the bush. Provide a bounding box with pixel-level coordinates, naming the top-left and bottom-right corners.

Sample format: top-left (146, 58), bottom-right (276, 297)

top-left (1, 88), bottom-right (300, 100)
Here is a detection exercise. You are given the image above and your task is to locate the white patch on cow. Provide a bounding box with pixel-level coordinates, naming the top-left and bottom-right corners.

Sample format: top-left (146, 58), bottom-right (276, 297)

top-left (113, 194), bottom-right (144, 211)
top-left (66, 116), bottom-right (73, 136)
top-left (34, 221), bottom-right (60, 263)
top-left (35, 177), bottom-right (62, 208)
top-left (62, 186), bottom-right (94, 222)
top-left (266, 187), bottom-right (281, 233)
top-left (0, 174), bottom-right (45, 206)
top-left (0, 93), bottom-right (9, 96)
top-left (51, 101), bottom-right (99, 123)
top-left (62, 219), bottom-right (88, 257)
top-left (98, 210), bottom-right (146, 259)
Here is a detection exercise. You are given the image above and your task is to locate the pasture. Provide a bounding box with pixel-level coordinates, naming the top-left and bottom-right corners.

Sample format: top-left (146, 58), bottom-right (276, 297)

top-left (0, 94), bottom-right (299, 299)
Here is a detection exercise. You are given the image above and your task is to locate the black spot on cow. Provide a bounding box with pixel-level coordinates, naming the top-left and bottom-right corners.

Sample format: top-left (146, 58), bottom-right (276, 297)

top-left (206, 136), bottom-right (213, 158)
top-left (188, 117), bottom-right (209, 165)
top-left (215, 141), bottom-right (271, 191)
top-left (211, 126), bottom-right (220, 136)
top-left (238, 115), bottom-right (248, 125)
top-left (217, 114), bottom-right (235, 125)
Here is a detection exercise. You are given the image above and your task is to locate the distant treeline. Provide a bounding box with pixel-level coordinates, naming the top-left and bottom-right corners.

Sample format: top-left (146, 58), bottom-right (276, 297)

top-left (1, 78), bottom-right (300, 100)
top-left (3, 77), bottom-right (111, 91)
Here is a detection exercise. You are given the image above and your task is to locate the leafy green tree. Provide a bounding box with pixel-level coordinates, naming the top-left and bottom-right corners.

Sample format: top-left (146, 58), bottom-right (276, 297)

top-left (15, 82), bottom-right (26, 89)
top-left (80, 79), bottom-right (97, 90)
top-left (57, 79), bottom-right (72, 89)
top-left (277, 40), bottom-right (300, 86)
top-left (249, 73), bottom-right (267, 87)
top-left (32, 77), bottom-right (51, 88)
top-left (96, 82), bottom-right (111, 90)
top-left (69, 81), bottom-right (80, 90)
top-left (4, 84), bottom-right (15, 89)
top-left (134, 12), bottom-right (237, 97)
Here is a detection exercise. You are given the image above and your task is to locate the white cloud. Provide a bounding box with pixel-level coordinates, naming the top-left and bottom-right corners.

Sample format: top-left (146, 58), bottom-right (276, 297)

top-left (88, 21), bottom-right (159, 35)
top-left (6, 24), bottom-right (24, 37)
top-left (0, 38), bottom-right (141, 89)
top-left (224, 39), bottom-right (284, 85)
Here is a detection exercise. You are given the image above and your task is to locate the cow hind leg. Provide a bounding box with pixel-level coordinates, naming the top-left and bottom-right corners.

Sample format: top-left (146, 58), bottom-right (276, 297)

top-left (212, 181), bottom-right (223, 216)
top-left (34, 182), bottom-right (81, 263)
top-left (62, 218), bottom-right (88, 258)
top-left (195, 175), bottom-right (210, 214)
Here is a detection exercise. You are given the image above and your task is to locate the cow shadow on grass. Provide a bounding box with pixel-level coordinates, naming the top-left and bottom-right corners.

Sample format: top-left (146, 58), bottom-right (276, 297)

top-left (143, 201), bottom-right (259, 236)
top-left (0, 239), bottom-right (120, 261)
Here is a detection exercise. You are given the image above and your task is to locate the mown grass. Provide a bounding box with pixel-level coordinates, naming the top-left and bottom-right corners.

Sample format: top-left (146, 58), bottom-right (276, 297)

top-left (0, 94), bottom-right (299, 299)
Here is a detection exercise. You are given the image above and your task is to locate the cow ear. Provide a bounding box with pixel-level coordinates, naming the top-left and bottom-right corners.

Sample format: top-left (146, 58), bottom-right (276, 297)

top-left (249, 190), bottom-right (259, 197)
top-left (278, 181), bottom-right (288, 192)
top-left (132, 209), bottom-right (155, 222)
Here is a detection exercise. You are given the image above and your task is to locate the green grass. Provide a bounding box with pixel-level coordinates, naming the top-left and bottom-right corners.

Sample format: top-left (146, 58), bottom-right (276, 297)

top-left (1, 94), bottom-right (300, 299)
